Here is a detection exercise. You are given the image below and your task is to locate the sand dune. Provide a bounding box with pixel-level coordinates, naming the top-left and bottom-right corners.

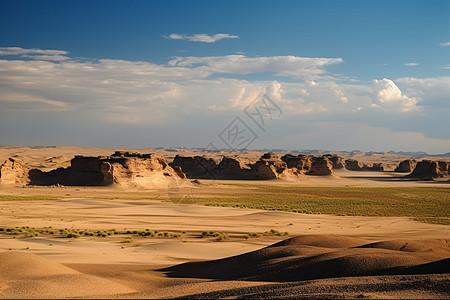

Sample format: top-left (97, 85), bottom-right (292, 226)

top-left (269, 234), bottom-right (368, 248)
top-left (0, 251), bottom-right (135, 298)
top-left (172, 274), bottom-right (450, 299)
top-left (1, 235), bottom-right (449, 299)
top-left (161, 235), bottom-right (450, 282)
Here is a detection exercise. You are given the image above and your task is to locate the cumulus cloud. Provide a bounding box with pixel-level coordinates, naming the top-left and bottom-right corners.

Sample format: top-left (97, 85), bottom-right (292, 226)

top-left (395, 76), bottom-right (450, 110)
top-left (404, 62), bottom-right (419, 67)
top-left (439, 41), bottom-right (450, 47)
top-left (372, 78), bottom-right (419, 112)
top-left (1, 46), bottom-right (448, 152)
top-left (165, 33), bottom-right (239, 43)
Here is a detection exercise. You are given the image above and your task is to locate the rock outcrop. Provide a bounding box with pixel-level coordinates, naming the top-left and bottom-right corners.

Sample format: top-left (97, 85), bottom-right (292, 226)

top-left (406, 160), bottom-right (449, 179)
top-left (395, 160), bottom-right (417, 173)
top-left (29, 152), bottom-right (185, 187)
top-left (362, 163), bottom-right (384, 171)
top-left (258, 152), bottom-right (287, 174)
top-left (170, 155), bottom-right (217, 179)
top-left (344, 159), bottom-right (384, 171)
top-left (306, 156), bottom-right (333, 175)
top-left (324, 154), bottom-right (345, 169)
top-left (217, 156), bottom-right (253, 179)
top-left (344, 159), bottom-right (363, 171)
top-left (0, 158), bottom-right (29, 185)
top-left (251, 160), bottom-right (278, 179)
top-left (280, 154), bottom-right (312, 172)
top-left (217, 154), bottom-right (281, 180)
top-left (437, 161), bottom-right (449, 175)
top-left (171, 152), bottom-right (337, 180)
top-left (280, 154), bottom-right (334, 176)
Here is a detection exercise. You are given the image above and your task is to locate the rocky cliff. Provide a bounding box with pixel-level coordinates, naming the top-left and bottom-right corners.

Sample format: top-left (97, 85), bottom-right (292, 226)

top-left (406, 160), bottom-right (449, 179)
top-left (395, 160), bottom-right (417, 173)
top-left (28, 151), bottom-right (185, 187)
top-left (0, 158), bottom-right (29, 185)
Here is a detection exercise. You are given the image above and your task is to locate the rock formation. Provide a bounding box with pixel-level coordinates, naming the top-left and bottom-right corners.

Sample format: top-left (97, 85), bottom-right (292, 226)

top-left (344, 159), bottom-right (363, 171)
top-left (251, 160), bottom-right (279, 179)
top-left (362, 163), bottom-right (384, 171)
top-left (170, 155), bottom-right (217, 179)
top-left (29, 152), bottom-right (185, 187)
top-left (395, 160), bottom-right (417, 173)
top-left (0, 158), bottom-right (29, 185)
top-left (406, 160), bottom-right (448, 179)
top-left (216, 155), bottom-right (281, 180)
top-left (306, 156), bottom-right (333, 175)
top-left (280, 154), bottom-right (312, 172)
top-left (5, 150), bottom-right (432, 185)
top-left (324, 154), bottom-right (345, 169)
top-left (173, 152), bottom-right (343, 178)
top-left (217, 156), bottom-right (253, 179)
top-left (256, 152), bottom-right (287, 174)
top-left (437, 161), bottom-right (449, 175)
top-left (171, 153), bottom-right (291, 180)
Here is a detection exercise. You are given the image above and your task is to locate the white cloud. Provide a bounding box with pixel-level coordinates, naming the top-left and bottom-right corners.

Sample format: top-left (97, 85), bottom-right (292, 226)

top-left (169, 55), bottom-right (343, 78)
top-left (0, 46), bottom-right (69, 61)
top-left (372, 78), bottom-right (419, 112)
top-left (0, 91), bottom-right (71, 110)
top-left (395, 76), bottom-right (450, 109)
top-left (404, 62), bottom-right (419, 67)
top-left (439, 42), bottom-right (450, 47)
top-left (165, 33), bottom-right (239, 43)
top-left (0, 47), bottom-right (448, 152)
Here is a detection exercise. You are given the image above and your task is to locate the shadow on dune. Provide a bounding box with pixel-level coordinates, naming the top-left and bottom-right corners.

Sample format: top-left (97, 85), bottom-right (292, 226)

top-left (159, 235), bottom-right (450, 282)
top-left (169, 273), bottom-right (450, 299)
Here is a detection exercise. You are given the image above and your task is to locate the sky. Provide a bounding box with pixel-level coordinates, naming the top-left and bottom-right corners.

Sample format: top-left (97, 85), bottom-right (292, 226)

top-left (0, 0), bottom-right (449, 153)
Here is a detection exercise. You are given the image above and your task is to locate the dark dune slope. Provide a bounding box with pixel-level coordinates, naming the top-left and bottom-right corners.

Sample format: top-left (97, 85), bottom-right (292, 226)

top-left (160, 235), bottom-right (450, 282)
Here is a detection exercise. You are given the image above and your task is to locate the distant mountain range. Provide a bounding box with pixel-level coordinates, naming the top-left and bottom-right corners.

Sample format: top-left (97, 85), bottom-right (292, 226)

top-left (246, 149), bottom-right (450, 157)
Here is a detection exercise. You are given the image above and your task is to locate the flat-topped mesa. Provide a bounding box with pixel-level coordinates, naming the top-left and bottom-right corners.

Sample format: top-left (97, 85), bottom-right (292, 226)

top-left (395, 159), bottom-right (417, 173)
top-left (406, 160), bottom-right (449, 179)
top-left (29, 153), bottom-right (185, 186)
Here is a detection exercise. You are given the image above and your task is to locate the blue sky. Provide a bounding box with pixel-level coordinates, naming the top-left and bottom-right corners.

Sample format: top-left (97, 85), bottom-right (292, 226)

top-left (0, 0), bottom-right (449, 152)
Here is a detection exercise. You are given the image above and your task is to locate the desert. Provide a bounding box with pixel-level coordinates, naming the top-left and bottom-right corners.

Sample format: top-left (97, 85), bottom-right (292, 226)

top-left (1, 1), bottom-right (450, 298)
top-left (0, 145), bottom-right (449, 299)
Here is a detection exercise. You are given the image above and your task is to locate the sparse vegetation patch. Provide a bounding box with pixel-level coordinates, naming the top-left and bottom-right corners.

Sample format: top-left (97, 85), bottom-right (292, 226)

top-left (172, 186), bottom-right (450, 225)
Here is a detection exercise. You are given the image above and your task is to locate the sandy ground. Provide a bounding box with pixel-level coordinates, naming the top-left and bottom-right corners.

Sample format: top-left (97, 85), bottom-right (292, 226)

top-left (1, 197), bottom-right (448, 264)
top-left (0, 146), bottom-right (449, 298)
top-left (1, 186), bottom-right (449, 299)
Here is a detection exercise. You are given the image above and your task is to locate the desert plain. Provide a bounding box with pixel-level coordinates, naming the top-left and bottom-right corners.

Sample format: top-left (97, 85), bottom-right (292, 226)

top-left (0, 145), bottom-right (449, 299)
